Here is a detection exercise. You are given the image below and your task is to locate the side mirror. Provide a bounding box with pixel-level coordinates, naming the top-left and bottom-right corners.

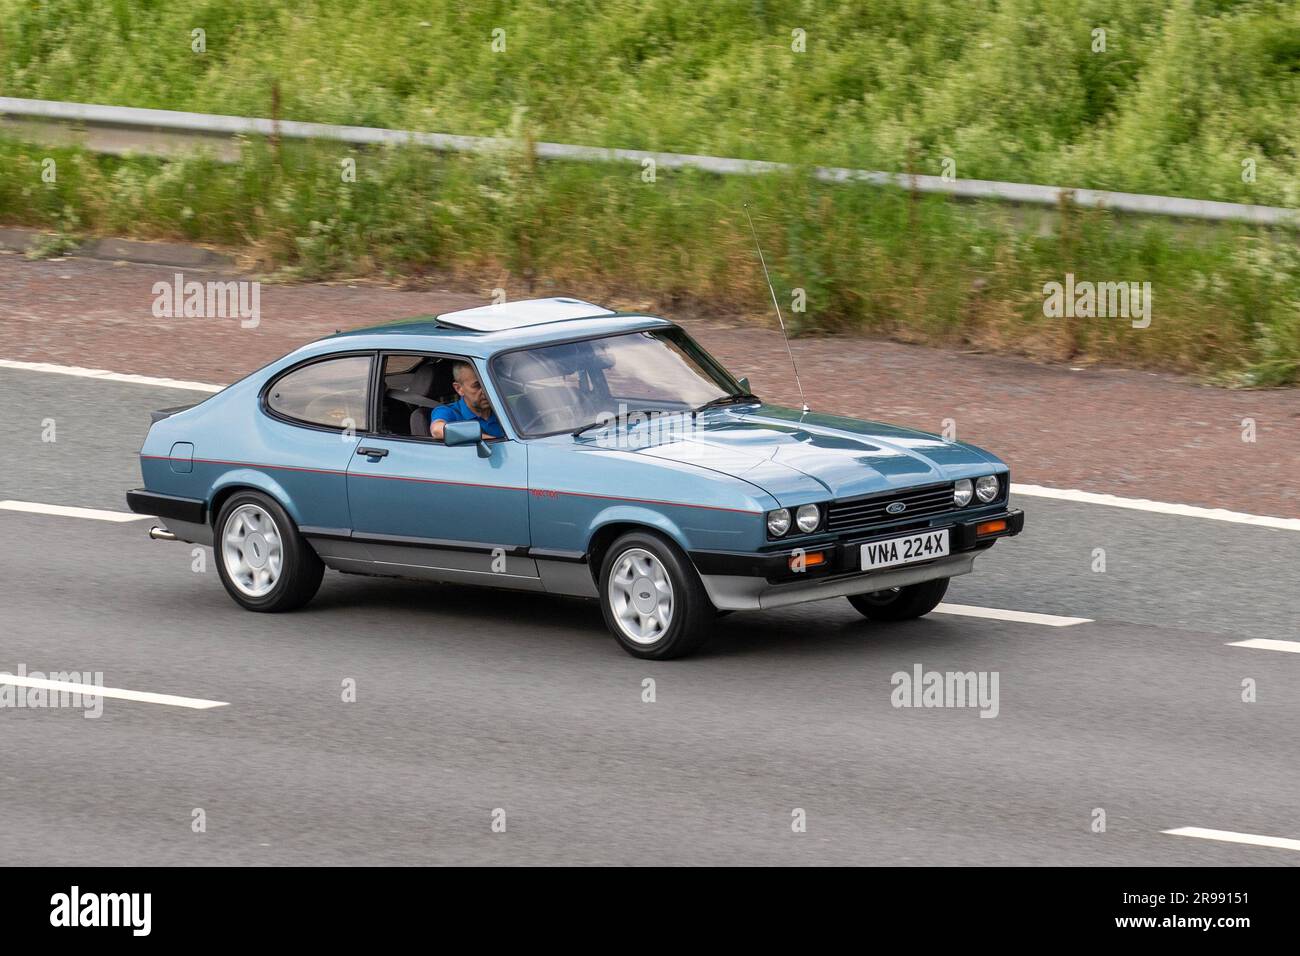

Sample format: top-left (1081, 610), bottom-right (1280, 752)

top-left (444, 420), bottom-right (483, 447)
top-left (444, 419), bottom-right (492, 457)
top-left (737, 376), bottom-right (750, 393)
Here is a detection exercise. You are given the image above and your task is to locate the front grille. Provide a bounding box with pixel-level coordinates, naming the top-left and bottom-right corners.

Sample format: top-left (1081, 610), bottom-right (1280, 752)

top-left (825, 482), bottom-right (955, 533)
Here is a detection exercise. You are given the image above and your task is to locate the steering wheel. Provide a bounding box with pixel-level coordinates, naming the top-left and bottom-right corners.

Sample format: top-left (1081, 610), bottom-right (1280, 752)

top-left (520, 405), bottom-right (576, 434)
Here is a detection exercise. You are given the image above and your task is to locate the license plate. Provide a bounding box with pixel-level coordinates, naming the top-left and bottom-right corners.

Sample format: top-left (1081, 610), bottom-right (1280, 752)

top-left (860, 528), bottom-right (949, 571)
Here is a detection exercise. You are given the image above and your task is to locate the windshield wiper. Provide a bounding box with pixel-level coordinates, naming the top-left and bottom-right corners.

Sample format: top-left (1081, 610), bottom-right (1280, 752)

top-left (693, 392), bottom-right (761, 414)
top-left (572, 408), bottom-right (671, 437)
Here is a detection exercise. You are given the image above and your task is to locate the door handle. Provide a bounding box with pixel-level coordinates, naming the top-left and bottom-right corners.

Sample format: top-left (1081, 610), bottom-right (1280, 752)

top-left (356, 446), bottom-right (389, 458)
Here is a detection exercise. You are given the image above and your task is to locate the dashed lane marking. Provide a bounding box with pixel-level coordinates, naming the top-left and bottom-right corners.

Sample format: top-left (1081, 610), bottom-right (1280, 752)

top-left (0, 500), bottom-right (146, 522)
top-left (1225, 638), bottom-right (1300, 655)
top-left (0, 358), bottom-right (224, 393)
top-left (0, 672), bottom-right (228, 710)
top-left (933, 603), bottom-right (1092, 627)
top-left (1162, 827), bottom-right (1300, 853)
top-left (1012, 483), bottom-right (1300, 532)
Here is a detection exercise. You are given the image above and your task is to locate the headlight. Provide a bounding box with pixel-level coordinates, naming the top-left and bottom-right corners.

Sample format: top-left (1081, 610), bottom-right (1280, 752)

top-left (767, 508), bottom-right (791, 537)
top-left (953, 479), bottom-right (973, 507)
top-left (975, 475), bottom-right (1000, 503)
top-left (795, 503), bottom-right (821, 533)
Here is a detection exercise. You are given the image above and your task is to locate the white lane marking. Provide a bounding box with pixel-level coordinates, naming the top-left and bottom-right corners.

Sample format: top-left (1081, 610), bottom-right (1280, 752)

top-left (0, 500), bottom-right (146, 522)
top-left (1163, 827), bottom-right (1300, 853)
top-left (9, 498), bottom-right (1095, 628)
top-left (0, 673), bottom-right (228, 710)
top-left (1012, 483), bottom-right (1300, 532)
top-left (1226, 638), bottom-right (1300, 655)
top-left (933, 603), bottom-right (1092, 627)
top-left (0, 358), bottom-right (224, 393)
top-left (3, 361), bottom-right (1298, 530)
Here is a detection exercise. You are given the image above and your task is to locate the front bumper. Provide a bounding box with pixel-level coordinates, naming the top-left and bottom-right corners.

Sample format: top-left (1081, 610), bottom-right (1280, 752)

top-left (690, 508), bottom-right (1024, 611)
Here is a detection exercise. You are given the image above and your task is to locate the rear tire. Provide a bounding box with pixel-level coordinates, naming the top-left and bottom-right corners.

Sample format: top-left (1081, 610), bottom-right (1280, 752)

top-left (846, 577), bottom-right (949, 622)
top-left (599, 531), bottom-right (713, 660)
top-left (214, 491), bottom-right (324, 612)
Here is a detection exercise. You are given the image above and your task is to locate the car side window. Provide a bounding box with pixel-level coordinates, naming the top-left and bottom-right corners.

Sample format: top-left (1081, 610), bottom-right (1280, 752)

top-left (266, 355), bottom-right (371, 431)
top-left (377, 353), bottom-right (457, 439)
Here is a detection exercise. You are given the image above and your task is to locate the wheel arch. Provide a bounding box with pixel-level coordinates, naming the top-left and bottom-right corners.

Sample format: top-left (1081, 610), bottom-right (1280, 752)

top-left (209, 471), bottom-right (301, 529)
top-left (585, 516), bottom-right (691, 586)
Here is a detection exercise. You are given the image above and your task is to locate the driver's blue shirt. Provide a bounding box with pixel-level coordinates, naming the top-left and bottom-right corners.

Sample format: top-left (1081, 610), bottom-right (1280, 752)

top-left (431, 395), bottom-right (506, 439)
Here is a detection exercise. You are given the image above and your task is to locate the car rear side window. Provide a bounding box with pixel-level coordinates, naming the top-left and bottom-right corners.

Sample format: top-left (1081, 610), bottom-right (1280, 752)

top-left (266, 354), bottom-right (371, 431)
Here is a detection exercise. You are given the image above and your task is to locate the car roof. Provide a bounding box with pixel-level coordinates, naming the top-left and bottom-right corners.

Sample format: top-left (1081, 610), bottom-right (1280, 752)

top-left (324, 297), bottom-right (674, 358)
top-left (436, 297), bottom-right (615, 331)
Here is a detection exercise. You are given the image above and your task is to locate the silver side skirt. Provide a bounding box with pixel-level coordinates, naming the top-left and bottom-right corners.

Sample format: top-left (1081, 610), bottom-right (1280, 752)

top-left (310, 536), bottom-right (599, 597)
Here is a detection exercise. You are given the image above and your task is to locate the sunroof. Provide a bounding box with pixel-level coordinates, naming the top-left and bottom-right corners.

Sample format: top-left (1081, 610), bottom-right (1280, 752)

top-left (436, 297), bottom-right (615, 332)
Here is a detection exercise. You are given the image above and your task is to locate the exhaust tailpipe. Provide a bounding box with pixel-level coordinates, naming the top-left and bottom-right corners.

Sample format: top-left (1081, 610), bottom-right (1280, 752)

top-left (149, 526), bottom-right (177, 541)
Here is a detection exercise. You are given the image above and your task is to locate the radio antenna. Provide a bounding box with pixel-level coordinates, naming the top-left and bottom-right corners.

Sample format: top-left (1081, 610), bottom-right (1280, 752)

top-left (743, 203), bottom-right (809, 413)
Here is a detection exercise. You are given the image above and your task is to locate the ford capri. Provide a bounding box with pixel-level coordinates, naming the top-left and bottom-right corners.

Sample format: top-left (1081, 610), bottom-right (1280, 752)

top-left (128, 297), bottom-right (1024, 659)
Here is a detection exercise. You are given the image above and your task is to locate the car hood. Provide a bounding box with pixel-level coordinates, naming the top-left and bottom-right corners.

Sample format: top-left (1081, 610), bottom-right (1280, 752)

top-left (612, 403), bottom-right (1002, 503)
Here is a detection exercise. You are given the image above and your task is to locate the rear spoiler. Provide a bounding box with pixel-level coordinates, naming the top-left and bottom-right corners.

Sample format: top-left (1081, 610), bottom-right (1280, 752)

top-left (151, 404), bottom-right (195, 424)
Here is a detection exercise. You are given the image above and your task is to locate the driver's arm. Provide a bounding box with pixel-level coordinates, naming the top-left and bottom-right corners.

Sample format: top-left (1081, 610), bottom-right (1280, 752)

top-left (429, 418), bottom-right (446, 441)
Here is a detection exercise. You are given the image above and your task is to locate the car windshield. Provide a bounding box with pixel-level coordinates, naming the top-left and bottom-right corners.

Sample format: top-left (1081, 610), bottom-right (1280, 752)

top-left (492, 327), bottom-right (741, 436)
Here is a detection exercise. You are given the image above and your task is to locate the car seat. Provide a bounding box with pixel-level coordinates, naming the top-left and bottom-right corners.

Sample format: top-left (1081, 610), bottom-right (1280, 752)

top-left (386, 359), bottom-right (455, 437)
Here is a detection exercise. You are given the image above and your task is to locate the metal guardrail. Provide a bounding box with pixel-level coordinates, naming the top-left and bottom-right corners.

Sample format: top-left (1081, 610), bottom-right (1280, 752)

top-left (2, 96), bottom-right (1296, 227)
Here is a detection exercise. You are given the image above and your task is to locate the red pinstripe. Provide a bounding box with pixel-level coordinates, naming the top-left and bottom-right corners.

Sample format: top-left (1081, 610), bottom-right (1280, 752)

top-left (141, 455), bottom-right (761, 514)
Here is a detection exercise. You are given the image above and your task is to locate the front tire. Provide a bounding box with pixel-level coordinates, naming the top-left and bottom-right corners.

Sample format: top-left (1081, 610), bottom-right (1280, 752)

top-left (846, 577), bottom-right (949, 622)
top-left (214, 491), bottom-right (324, 612)
top-left (599, 531), bottom-right (713, 660)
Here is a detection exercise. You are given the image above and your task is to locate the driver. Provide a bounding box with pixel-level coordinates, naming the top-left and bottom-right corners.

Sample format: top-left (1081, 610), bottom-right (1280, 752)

top-left (430, 361), bottom-right (506, 441)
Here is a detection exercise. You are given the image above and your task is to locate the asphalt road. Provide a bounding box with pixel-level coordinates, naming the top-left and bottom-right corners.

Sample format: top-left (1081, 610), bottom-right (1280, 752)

top-left (2, 365), bottom-right (1298, 865)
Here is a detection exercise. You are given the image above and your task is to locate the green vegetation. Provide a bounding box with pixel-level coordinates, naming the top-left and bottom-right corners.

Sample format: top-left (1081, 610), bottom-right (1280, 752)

top-left (0, 0), bottom-right (1297, 381)
top-left (4, 0), bottom-right (1298, 203)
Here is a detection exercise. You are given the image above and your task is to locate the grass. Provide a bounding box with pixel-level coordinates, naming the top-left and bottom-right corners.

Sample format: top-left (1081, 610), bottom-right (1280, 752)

top-left (2, 135), bottom-right (1296, 383)
top-left (3, 0), bottom-right (1298, 203)
top-left (0, 0), bottom-right (1297, 382)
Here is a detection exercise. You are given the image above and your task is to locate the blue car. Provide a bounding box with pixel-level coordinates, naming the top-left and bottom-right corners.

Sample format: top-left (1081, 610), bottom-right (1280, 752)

top-left (128, 297), bottom-right (1023, 659)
